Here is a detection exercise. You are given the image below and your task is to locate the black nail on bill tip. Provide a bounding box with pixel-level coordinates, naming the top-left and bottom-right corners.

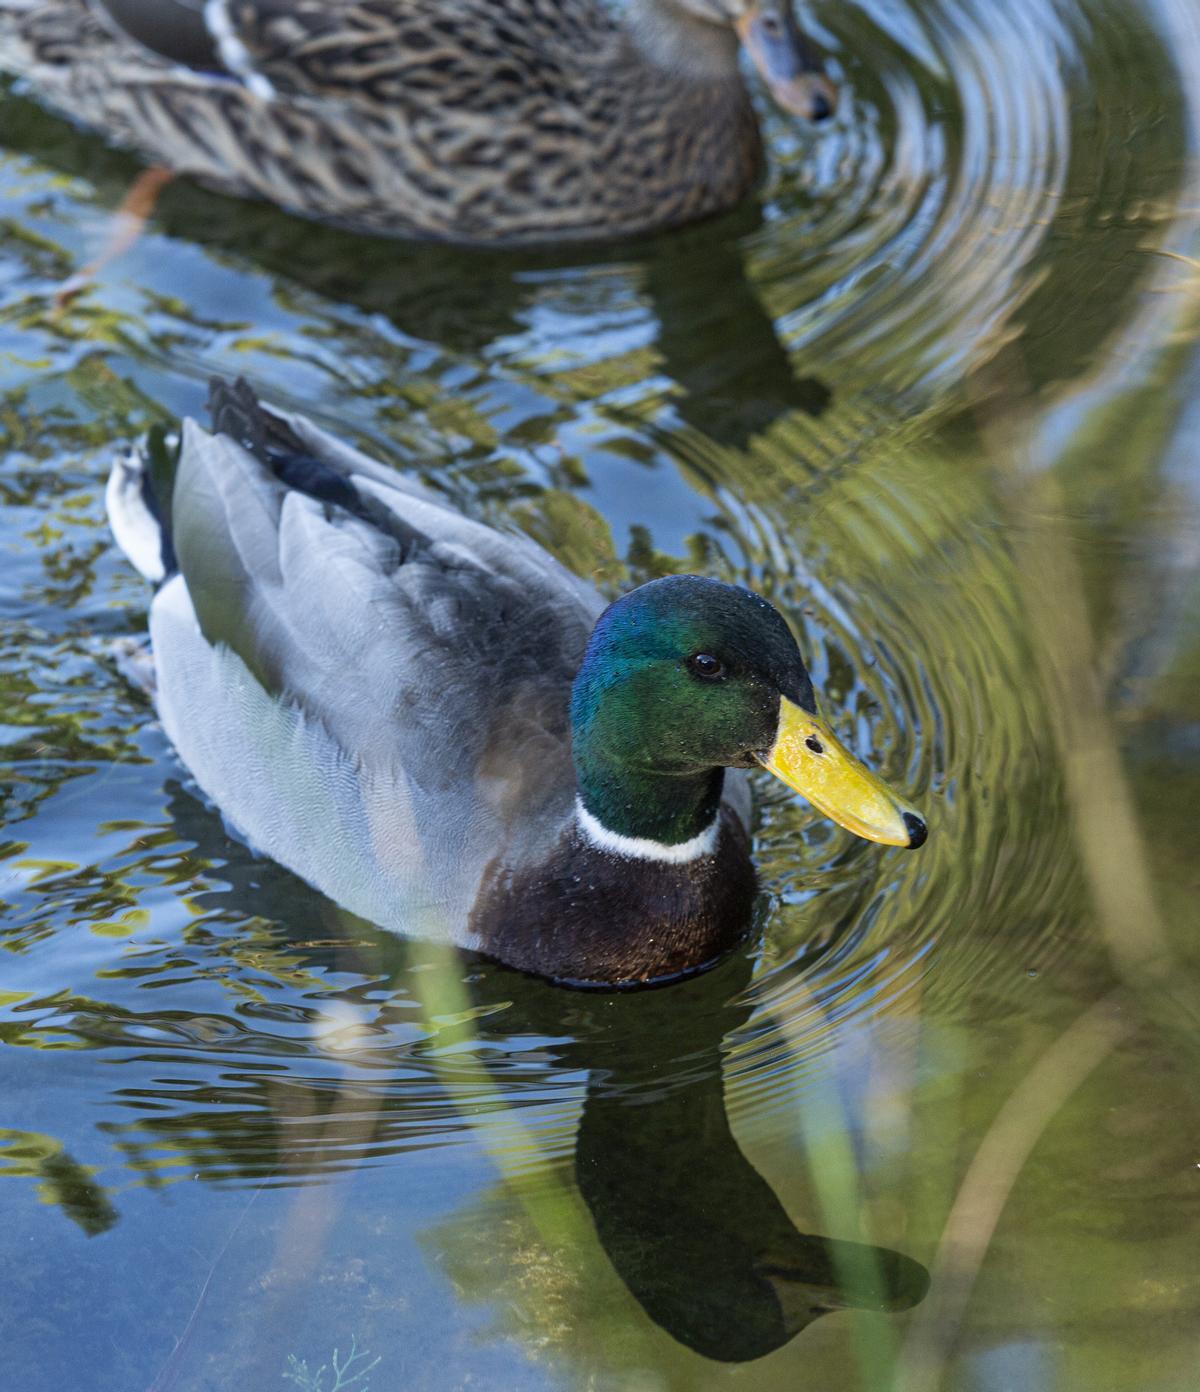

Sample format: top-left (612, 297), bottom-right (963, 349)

top-left (903, 812), bottom-right (928, 850)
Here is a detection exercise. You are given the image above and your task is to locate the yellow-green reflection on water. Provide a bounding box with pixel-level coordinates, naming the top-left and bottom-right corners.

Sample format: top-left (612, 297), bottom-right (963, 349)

top-left (1, 0), bottom-right (1199, 1388)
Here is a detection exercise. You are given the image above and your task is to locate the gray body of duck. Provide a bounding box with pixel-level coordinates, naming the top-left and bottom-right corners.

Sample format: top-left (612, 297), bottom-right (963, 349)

top-left (107, 380), bottom-right (924, 987)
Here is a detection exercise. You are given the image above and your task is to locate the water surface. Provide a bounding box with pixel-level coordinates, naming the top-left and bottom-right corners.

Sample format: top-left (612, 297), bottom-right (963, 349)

top-left (2, 1), bottom-right (1199, 1388)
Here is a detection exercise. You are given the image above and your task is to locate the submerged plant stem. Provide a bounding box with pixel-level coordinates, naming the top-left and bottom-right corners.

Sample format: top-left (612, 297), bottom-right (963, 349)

top-left (894, 991), bottom-right (1130, 1392)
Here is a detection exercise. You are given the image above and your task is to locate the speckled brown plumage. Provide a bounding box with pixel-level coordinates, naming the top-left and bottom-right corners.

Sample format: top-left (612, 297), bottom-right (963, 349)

top-left (0, 0), bottom-right (772, 243)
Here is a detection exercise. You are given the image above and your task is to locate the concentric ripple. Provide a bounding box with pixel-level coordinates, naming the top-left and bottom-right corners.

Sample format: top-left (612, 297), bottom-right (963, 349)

top-left (751, 0), bottom-right (1071, 388)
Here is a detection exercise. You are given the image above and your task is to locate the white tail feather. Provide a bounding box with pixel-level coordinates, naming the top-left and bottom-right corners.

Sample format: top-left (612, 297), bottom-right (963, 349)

top-left (106, 450), bottom-right (167, 583)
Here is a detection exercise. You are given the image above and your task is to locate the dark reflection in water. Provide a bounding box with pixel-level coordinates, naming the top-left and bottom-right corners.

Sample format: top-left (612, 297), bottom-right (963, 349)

top-left (569, 969), bottom-right (929, 1361)
top-left (0, 1131), bottom-right (117, 1237)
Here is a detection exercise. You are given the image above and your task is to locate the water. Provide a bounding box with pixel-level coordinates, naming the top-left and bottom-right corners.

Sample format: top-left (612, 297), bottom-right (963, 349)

top-left (1, 1), bottom-right (1199, 1388)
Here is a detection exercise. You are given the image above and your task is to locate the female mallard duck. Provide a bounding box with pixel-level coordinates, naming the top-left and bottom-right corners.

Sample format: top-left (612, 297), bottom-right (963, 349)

top-left (107, 379), bottom-right (924, 987)
top-left (1, 0), bottom-right (836, 243)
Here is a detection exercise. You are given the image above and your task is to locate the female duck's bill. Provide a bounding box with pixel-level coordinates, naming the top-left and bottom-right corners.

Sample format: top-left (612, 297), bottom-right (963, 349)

top-left (758, 699), bottom-right (927, 849)
top-left (732, 0), bottom-right (839, 121)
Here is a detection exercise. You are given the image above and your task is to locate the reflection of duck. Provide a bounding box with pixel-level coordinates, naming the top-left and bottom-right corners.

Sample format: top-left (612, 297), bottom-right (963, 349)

top-left (570, 960), bottom-right (930, 1360)
top-left (1, 0), bottom-right (835, 243)
top-left (103, 782), bottom-right (930, 1365)
top-left (108, 379), bottom-right (924, 985)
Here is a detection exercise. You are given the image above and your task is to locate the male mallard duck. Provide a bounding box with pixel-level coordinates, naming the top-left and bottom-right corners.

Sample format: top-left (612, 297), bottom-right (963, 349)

top-left (1, 0), bottom-right (836, 243)
top-left (106, 380), bottom-right (924, 986)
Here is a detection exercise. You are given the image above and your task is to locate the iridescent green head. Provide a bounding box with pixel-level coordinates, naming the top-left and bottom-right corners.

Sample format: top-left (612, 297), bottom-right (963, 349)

top-left (571, 575), bottom-right (926, 851)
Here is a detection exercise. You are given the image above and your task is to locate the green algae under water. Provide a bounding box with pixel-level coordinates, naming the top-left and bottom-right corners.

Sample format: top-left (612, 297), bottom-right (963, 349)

top-left (2, 2), bottom-right (1200, 1389)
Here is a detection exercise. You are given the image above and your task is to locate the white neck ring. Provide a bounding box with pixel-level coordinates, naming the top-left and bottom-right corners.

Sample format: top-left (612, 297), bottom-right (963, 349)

top-left (575, 797), bottom-right (721, 865)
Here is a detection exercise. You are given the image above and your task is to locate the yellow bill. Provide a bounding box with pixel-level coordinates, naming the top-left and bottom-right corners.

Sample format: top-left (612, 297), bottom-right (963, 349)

top-left (757, 698), bottom-right (927, 849)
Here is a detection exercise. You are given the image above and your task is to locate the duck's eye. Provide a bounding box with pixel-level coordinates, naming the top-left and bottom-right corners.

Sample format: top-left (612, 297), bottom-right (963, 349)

top-left (688, 653), bottom-right (726, 681)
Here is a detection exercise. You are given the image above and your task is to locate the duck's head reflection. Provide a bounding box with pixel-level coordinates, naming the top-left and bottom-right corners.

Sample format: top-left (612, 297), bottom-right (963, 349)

top-left (485, 956), bottom-right (929, 1362)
